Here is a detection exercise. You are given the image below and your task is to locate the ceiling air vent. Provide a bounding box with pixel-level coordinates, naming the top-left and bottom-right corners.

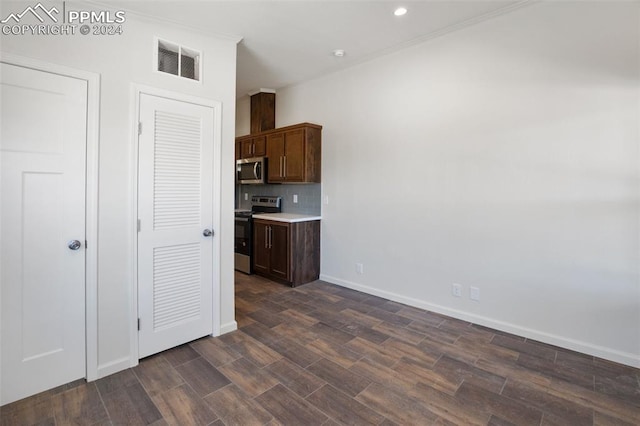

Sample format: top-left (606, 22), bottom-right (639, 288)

top-left (156, 38), bottom-right (201, 81)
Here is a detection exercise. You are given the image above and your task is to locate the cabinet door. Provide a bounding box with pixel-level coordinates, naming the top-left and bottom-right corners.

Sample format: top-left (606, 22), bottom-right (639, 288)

top-left (266, 133), bottom-right (285, 182)
top-left (253, 136), bottom-right (266, 157)
top-left (253, 221), bottom-right (270, 275)
top-left (283, 129), bottom-right (305, 181)
top-left (241, 138), bottom-right (255, 158)
top-left (235, 140), bottom-right (241, 160)
top-left (270, 222), bottom-right (290, 281)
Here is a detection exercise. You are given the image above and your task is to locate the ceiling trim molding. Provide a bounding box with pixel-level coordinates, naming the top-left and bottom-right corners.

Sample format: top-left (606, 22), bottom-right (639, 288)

top-left (247, 88), bottom-right (277, 96)
top-left (278, 0), bottom-right (538, 94)
top-left (368, 0), bottom-right (537, 60)
top-left (83, 0), bottom-right (243, 44)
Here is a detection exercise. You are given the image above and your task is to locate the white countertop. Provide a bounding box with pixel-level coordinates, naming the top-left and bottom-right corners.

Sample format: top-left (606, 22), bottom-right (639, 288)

top-left (252, 213), bottom-right (322, 223)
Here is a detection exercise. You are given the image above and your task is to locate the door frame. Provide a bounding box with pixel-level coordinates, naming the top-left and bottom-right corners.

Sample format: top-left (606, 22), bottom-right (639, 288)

top-left (130, 84), bottom-right (222, 363)
top-left (0, 53), bottom-right (101, 381)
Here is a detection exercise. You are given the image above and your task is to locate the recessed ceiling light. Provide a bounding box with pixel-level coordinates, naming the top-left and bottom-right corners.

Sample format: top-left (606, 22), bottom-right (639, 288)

top-left (394, 7), bottom-right (407, 16)
top-left (332, 49), bottom-right (346, 57)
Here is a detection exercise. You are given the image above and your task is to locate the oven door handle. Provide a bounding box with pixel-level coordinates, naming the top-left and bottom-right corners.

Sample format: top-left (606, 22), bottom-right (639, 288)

top-left (235, 217), bottom-right (250, 222)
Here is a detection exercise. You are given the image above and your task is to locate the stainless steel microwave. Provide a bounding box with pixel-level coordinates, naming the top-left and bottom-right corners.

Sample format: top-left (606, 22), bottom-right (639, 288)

top-left (236, 157), bottom-right (266, 184)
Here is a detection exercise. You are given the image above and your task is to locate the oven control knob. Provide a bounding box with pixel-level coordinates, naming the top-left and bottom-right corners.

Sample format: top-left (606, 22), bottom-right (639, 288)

top-left (203, 229), bottom-right (213, 237)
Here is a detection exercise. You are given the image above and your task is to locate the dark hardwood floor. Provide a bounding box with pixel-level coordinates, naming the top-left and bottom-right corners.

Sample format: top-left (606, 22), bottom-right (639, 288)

top-left (2, 272), bottom-right (639, 425)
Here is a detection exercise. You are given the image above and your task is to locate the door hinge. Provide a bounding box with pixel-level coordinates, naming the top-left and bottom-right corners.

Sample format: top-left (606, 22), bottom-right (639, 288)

top-left (85, 240), bottom-right (88, 249)
top-left (138, 122), bottom-right (142, 135)
top-left (137, 219), bottom-right (141, 232)
top-left (137, 318), bottom-right (140, 331)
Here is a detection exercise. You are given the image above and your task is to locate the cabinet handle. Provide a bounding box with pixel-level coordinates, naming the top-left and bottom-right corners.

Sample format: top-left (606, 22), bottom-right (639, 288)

top-left (265, 226), bottom-right (269, 249)
top-left (268, 226), bottom-right (273, 248)
top-left (283, 156), bottom-right (287, 178)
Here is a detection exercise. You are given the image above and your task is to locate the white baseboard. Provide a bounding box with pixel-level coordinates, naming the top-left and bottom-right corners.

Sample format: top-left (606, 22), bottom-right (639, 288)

top-left (95, 321), bottom-right (238, 382)
top-left (320, 274), bottom-right (640, 368)
top-left (96, 356), bottom-right (133, 380)
top-left (219, 320), bottom-right (238, 335)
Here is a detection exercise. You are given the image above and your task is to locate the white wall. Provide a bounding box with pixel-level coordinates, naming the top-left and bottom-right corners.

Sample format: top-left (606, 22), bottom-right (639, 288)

top-left (268, 2), bottom-right (640, 366)
top-left (1, 5), bottom-right (238, 376)
top-left (236, 95), bottom-right (251, 136)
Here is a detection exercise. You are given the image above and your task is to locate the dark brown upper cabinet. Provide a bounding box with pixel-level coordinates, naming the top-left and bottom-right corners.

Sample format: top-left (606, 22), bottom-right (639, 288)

top-left (235, 122), bottom-right (321, 183)
top-left (238, 135), bottom-right (266, 158)
top-left (250, 92), bottom-right (276, 134)
top-left (266, 123), bottom-right (321, 183)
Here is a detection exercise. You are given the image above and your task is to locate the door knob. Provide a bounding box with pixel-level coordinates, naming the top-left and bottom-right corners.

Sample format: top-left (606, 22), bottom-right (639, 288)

top-left (67, 240), bottom-right (82, 250)
top-left (203, 229), bottom-right (213, 237)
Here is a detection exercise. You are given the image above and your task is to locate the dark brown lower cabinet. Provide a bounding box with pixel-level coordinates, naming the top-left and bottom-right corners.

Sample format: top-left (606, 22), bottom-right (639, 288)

top-left (253, 219), bottom-right (320, 287)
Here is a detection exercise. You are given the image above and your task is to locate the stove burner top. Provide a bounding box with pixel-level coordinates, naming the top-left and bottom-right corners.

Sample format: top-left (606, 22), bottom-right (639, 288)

top-left (251, 195), bottom-right (282, 213)
top-left (235, 195), bottom-right (282, 218)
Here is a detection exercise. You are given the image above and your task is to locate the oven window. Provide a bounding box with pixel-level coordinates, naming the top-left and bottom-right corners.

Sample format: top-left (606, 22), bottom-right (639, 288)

top-left (235, 220), bottom-right (249, 239)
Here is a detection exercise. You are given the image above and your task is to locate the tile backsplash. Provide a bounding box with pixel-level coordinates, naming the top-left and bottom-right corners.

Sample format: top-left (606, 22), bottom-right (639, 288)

top-left (236, 183), bottom-right (321, 215)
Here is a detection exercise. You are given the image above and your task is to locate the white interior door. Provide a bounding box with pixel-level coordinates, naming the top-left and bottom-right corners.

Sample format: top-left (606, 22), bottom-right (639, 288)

top-left (1, 63), bottom-right (87, 405)
top-left (137, 93), bottom-right (216, 358)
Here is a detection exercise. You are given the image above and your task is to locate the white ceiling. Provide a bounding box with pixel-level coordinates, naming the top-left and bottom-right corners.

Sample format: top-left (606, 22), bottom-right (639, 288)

top-left (100, 1), bottom-right (527, 97)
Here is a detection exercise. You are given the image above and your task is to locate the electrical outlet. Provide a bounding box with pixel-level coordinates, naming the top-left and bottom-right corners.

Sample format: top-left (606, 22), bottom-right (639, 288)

top-left (356, 263), bottom-right (364, 274)
top-left (324, 195), bottom-right (329, 205)
top-left (244, 193), bottom-right (248, 201)
top-left (452, 283), bottom-right (462, 298)
top-left (293, 194), bottom-right (298, 203)
top-left (470, 286), bottom-right (480, 301)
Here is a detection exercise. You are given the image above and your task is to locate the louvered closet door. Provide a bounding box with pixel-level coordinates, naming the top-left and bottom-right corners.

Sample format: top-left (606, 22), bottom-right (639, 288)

top-left (138, 93), bottom-right (215, 358)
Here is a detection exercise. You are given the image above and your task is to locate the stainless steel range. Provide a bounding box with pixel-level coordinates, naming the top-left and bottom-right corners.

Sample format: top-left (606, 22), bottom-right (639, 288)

top-left (234, 195), bottom-right (281, 274)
